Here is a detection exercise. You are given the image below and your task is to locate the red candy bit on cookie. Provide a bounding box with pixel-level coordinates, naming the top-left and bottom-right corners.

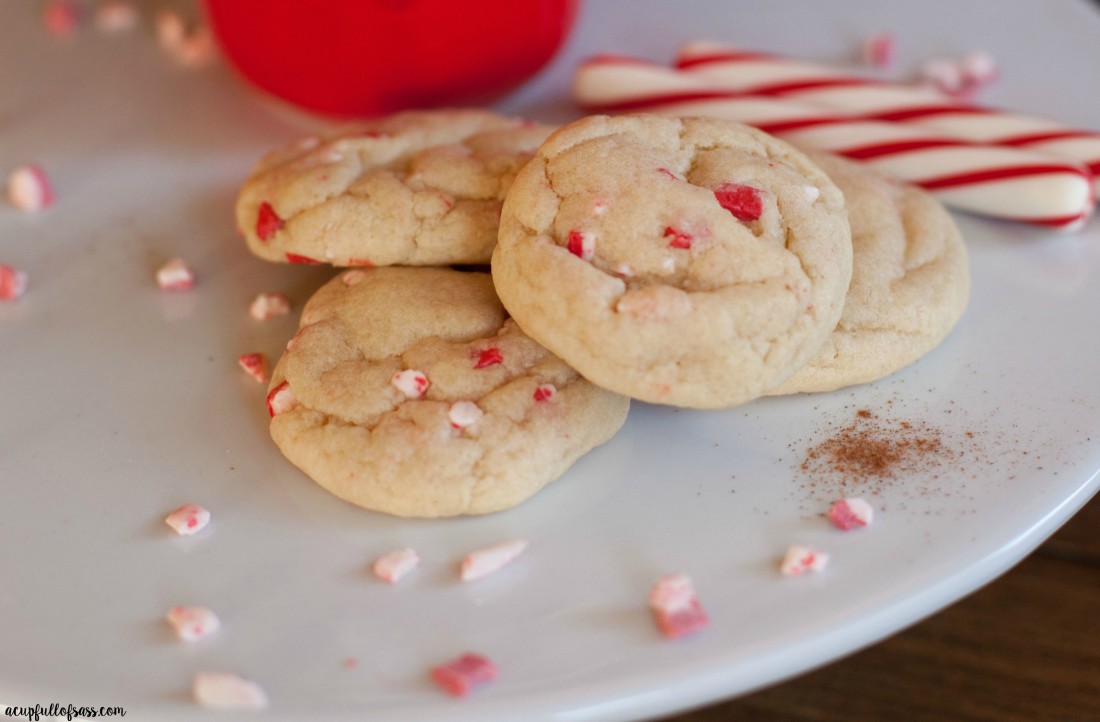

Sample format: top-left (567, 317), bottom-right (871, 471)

top-left (347, 257), bottom-right (375, 267)
top-left (714, 182), bottom-right (764, 221)
top-left (533, 384), bottom-right (557, 403)
top-left (460, 539), bottom-right (528, 581)
top-left (448, 400), bottom-right (484, 430)
top-left (166, 605), bottom-right (221, 642)
top-left (566, 229), bottom-right (595, 261)
top-left (192, 672), bottom-right (268, 710)
top-left (780, 544), bottom-right (829, 576)
top-left (827, 497), bottom-right (874, 530)
top-left (0, 265), bottom-right (28, 301)
top-left (285, 252), bottom-right (323, 265)
top-left (656, 167), bottom-right (680, 181)
top-left (372, 547), bottom-right (420, 584)
top-left (165, 503), bottom-right (211, 536)
top-left (156, 258), bottom-right (195, 290)
top-left (391, 369), bottom-right (430, 399)
top-left (649, 574), bottom-right (709, 639)
top-left (473, 347), bottom-right (504, 369)
top-left (431, 653), bottom-right (498, 697)
top-left (238, 353), bottom-right (269, 384)
top-left (249, 292), bottom-right (291, 320)
top-left (255, 201), bottom-right (284, 241)
top-left (663, 226), bottom-right (693, 250)
top-left (266, 380), bottom-right (298, 416)
top-left (7, 164), bottom-right (55, 211)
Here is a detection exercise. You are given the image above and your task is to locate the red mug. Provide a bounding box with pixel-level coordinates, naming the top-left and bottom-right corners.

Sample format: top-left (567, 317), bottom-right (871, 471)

top-left (203, 0), bottom-right (580, 117)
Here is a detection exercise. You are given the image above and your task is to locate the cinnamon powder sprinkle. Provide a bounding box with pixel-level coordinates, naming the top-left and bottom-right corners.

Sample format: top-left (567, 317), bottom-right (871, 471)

top-left (795, 407), bottom-right (973, 502)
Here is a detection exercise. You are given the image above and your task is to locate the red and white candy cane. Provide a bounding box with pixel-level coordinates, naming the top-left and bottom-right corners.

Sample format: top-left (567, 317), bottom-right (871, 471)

top-left (573, 56), bottom-right (1094, 229)
top-left (673, 40), bottom-right (1100, 197)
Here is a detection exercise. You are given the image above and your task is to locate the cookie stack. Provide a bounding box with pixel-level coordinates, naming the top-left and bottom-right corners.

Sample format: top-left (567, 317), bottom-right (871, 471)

top-left (236, 109), bottom-right (968, 518)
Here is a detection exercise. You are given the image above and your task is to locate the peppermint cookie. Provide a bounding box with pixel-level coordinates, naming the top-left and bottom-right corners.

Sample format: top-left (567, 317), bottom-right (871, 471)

top-left (491, 114), bottom-right (853, 408)
top-left (236, 109), bottom-right (554, 267)
top-left (266, 267), bottom-right (629, 518)
top-left (768, 153), bottom-right (970, 394)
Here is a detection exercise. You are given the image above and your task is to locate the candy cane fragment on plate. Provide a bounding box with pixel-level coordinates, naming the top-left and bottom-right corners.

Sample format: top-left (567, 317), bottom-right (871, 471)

top-left (672, 40), bottom-right (1100, 196)
top-left (573, 56), bottom-right (1094, 229)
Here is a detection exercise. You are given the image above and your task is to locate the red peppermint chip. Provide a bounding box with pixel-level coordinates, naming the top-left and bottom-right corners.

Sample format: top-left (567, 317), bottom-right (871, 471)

top-left (565, 229), bottom-right (595, 261)
top-left (266, 380), bottom-right (297, 416)
top-left (0, 265), bottom-right (29, 301)
top-left (533, 384), bottom-right (557, 402)
top-left (474, 347), bottom-right (503, 369)
top-left (713, 183), bottom-right (763, 221)
top-left (255, 201), bottom-right (284, 241)
top-left (654, 598), bottom-right (709, 640)
top-left (430, 653), bottom-right (498, 697)
top-left (663, 226), bottom-right (693, 250)
top-left (285, 252), bottom-right (323, 265)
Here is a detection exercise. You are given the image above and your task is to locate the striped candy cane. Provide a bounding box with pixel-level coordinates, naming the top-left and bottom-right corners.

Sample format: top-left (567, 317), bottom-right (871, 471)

top-left (574, 56), bottom-right (1094, 229)
top-left (674, 40), bottom-right (1100, 196)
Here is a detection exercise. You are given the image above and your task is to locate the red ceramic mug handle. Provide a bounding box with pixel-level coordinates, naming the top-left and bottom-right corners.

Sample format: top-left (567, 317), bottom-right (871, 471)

top-left (203, 0), bottom-right (580, 117)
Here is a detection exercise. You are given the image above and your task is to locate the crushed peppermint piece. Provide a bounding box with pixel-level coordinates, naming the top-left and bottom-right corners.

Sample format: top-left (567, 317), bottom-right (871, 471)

top-left (238, 353), bottom-right (270, 384)
top-left (173, 25), bottom-right (217, 67)
top-left (657, 167), bottom-right (679, 180)
top-left (474, 347), bottom-right (504, 369)
top-left (285, 252), bottom-right (323, 265)
top-left (448, 400), bottom-right (483, 430)
top-left (165, 503), bottom-right (211, 536)
top-left (827, 498), bottom-right (874, 530)
top-left (780, 544), bottom-right (829, 576)
top-left (592, 199), bottom-right (610, 214)
top-left (248, 292), bottom-right (291, 320)
top-left (155, 9), bottom-right (186, 49)
top-left (431, 653), bottom-right (498, 697)
top-left (192, 672), bottom-right (268, 710)
top-left (803, 185), bottom-right (821, 204)
top-left (372, 548), bottom-right (420, 584)
top-left (862, 32), bottom-right (896, 68)
top-left (266, 380), bottom-right (297, 416)
top-left (663, 226), bottom-right (693, 250)
top-left (43, 0), bottom-right (81, 36)
top-left (342, 269), bottom-right (370, 286)
top-left (255, 202), bottom-right (284, 241)
top-left (156, 258), bottom-right (195, 290)
top-left (391, 369), bottom-right (429, 398)
top-left (166, 605), bottom-right (221, 642)
top-left (533, 384), bottom-right (557, 403)
top-left (95, 1), bottom-right (138, 32)
top-left (565, 230), bottom-right (595, 261)
top-left (961, 50), bottom-right (998, 87)
top-left (918, 58), bottom-right (966, 95)
top-left (713, 183), bottom-right (763, 221)
top-left (460, 539), bottom-right (528, 582)
top-left (7, 164), bottom-right (55, 211)
top-left (348, 257), bottom-right (375, 267)
top-left (0, 265), bottom-right (28, 301)
top-left (649, 574), bottom-right (709, 639)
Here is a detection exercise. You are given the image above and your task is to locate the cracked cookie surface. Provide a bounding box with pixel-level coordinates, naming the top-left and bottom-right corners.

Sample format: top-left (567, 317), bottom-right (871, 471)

top-left (236, 109), bottom-right (554, 267)
top-left (491, 114), bottom-right (853, 408)
top-left (768, 152), bottom-right (970, 395)
top-left (267, 267), bottom-right (630, 518)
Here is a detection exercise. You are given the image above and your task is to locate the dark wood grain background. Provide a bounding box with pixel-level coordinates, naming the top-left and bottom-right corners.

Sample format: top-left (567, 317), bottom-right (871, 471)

top-left (661, 494), bottom-right (1100, 721)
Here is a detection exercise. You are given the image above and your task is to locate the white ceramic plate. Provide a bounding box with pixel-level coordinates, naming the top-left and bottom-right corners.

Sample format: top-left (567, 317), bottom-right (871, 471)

top-left (3, 1), bottom-right (1099, 720)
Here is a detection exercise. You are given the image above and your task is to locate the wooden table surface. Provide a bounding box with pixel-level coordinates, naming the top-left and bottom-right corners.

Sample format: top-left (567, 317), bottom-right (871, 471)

top-left (660, 493), bottom-right (1100, 721)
